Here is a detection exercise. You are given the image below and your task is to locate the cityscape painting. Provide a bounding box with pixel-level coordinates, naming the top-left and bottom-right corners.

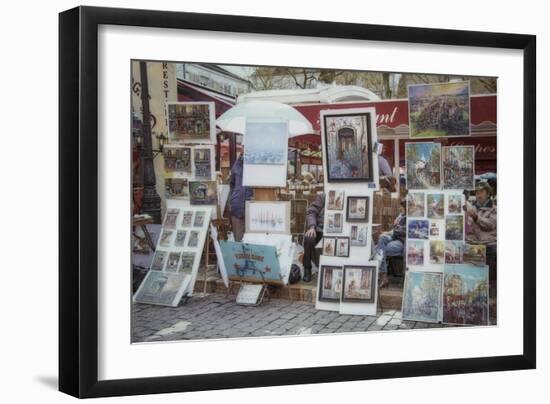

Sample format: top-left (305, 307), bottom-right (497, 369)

top-left (405, 142), bottom-right (441, 189)
top-left (443, 264), bottom-right (489, 325)
top-left (402, 271), bottom-right (442, 323)
top-left (408, 81), bottom-right (470, 138)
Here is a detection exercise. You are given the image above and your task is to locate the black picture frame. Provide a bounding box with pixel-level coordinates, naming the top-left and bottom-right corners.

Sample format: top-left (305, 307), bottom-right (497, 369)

top-left (335, 237), bottom-right (350, 257)
top-left (346, 196), bottom-right (370, 222)
top-left (59, 5), bottom-right (536, 399)
top-left (318, 265), bottom-right (344, 302)
top-left (342, 265), bottom-right (377, 304)
top-left (323, 112), bottom-right (374, 183)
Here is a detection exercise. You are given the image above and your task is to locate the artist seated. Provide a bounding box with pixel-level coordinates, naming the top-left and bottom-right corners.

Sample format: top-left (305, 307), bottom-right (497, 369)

top-left (464, 180), bottom-right (497, 295)
top-left (302, 192), bottom-right (325, 283)
top-left (373, 197), bottom-right (407, 288)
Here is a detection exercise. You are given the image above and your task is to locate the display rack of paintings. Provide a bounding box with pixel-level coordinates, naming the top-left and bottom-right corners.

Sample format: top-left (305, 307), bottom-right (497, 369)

top-left (166, 101), bottom-right (216, 144)
top-left (242, 118), bottom-right (289, 187)
top-left (133, 202), bottom-right (212, 306)
top-left (317, 107), bottom-right (379, 316)
top-left (408, 81), bottom-right (471, 138)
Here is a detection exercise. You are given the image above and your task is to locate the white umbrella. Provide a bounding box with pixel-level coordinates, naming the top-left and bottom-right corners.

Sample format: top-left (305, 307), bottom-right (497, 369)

top-left (216, 100), bottom-right (313, 136)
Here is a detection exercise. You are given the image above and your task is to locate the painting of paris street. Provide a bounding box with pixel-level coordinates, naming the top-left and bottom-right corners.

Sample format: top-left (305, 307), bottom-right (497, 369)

top-left (405, 142), bottom-right (441, 189)
top-left (443, 264), bottom-right (489, 325)
top-left (324, 113), bottom-right (373, 182)
top-left (402, 271), bottom-right (442, 323)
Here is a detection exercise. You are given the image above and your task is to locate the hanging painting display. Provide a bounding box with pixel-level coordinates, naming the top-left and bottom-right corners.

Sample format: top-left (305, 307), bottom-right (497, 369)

top-left (408, 81), bottom-right (471, 138)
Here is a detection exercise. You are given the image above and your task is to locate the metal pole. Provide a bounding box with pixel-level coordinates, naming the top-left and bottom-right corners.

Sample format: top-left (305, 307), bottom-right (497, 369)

top-left (139, 61), bottom-right (162, 223)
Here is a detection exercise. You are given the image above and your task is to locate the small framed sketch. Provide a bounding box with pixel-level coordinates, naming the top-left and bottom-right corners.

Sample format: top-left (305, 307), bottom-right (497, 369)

top-left (350, 224), bottom-right (368, 246)
top-left (179, 252), bottom-right (196, 274)
top-left (346, 196), bottom-right (369, 222)
top-left (159, 230), bottom-right (173, 247)
top-left (342, 265), bottom-right (376, 303)
top-left (245, 201), bottom-right (291, 234)
top-left (188, 231), bottom-right (200, 247)
top-left (165, 252), bottom-right (181, 272)
top-left (326, 212), bottom-right (343, 233)
top-left (181, 211), bottom-right (193, 227)
top-left (327, 190), bottom-right (345, 210)
top-left (193, 211), bottom-right (206, 227)
top-left (150, 250), bottom-right (167, 271)
top-left (174, 230), bottom-right (187, 247)
top-left (318, 265), bottom-right (343, 302)
top-left (163, 208), bottom-right (179, 229)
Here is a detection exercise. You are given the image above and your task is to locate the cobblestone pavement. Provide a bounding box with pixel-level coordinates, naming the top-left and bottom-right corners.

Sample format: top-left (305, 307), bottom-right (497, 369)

top-left (132, 293), bottom-right (460, 342)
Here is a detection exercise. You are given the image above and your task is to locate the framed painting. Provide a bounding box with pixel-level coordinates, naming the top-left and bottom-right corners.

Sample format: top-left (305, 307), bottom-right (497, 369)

top-left (346, 196), bottom-right (370, 222)
top-left (323, 112), bottom-right (374, 182)
top-left (318, 265), bottom-right (344, 302)
top-left (341, 265), bottom-right (376, 303)
top-left (60, 5), bottom-right (535, 399)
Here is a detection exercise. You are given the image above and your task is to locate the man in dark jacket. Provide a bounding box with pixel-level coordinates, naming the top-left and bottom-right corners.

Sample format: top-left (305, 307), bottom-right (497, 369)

top-left (302, 192), bottom-right (325, 283)
top-left (229, 155), bottom-right (253, 241)
top-left (373, 197), bottom-right (406, 288)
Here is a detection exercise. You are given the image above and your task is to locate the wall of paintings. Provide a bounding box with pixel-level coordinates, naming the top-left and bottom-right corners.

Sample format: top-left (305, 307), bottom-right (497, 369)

top-left (316, 107), bottom-right (380, 316)
top-left (402, 138), bottom-right (490, 325)
top-left (133, 201), bottom-right (212, 306)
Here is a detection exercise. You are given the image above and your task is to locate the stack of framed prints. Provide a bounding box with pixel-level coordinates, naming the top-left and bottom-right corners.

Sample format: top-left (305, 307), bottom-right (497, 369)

top-left (316, 108), bottom-right (380, 315)
top-left (133, 199), bottom-right (212, 305)
top-left (242, 118), bottom-right (289, 187)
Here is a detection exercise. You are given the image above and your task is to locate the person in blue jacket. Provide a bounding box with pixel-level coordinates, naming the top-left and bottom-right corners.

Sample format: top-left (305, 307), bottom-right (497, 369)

top-left (229, 154), bottom-right (253, 241)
